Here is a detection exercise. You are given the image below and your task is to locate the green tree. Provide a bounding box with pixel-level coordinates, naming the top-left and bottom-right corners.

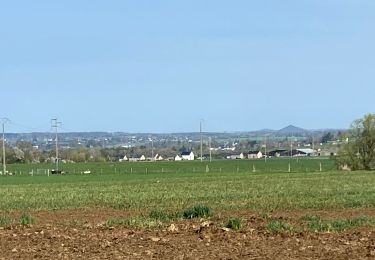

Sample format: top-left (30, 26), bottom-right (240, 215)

top-left (16, 141), bottom-right (36, 163)
top-left (321, 132), bottom-right (334, 144)
top-left (335, 114), bottom-right (375, 170)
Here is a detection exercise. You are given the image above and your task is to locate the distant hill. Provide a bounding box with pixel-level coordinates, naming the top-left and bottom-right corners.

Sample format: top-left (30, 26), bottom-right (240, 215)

top-left (257, 129), bottom-right (276, 133)
top-left (277, 125), bottom-right (309, 134)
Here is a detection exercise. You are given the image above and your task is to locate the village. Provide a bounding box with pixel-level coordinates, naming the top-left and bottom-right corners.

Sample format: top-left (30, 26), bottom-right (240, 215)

top-left (118, 147), bottom-right (320, 162)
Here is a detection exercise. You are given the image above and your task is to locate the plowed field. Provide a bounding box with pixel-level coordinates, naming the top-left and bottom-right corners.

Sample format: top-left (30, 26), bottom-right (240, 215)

top-left (1, 209), bottom-right (375, 259)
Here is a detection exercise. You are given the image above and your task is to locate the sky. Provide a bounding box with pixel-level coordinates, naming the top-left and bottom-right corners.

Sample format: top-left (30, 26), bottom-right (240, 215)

top-left (1, 0), bottom-right (374, 133)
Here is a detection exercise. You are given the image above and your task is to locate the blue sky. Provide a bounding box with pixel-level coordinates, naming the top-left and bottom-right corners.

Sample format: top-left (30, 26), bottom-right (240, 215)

top-left (1, 0), bottom-right (374, 133)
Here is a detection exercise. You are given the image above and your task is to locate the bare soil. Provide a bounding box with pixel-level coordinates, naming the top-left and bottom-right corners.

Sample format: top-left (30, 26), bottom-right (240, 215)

top-left (1, 209), bottom-right (375, 259)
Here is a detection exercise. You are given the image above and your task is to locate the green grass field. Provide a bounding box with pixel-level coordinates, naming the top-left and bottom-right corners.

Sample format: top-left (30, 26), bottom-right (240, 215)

top-left (1, 158), bottom-right (375, 213)
top-left (6, 157), bottom-right (336, 175)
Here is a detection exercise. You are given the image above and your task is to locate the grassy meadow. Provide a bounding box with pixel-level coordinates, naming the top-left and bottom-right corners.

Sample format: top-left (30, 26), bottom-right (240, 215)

top-left (6, 157), bottom-right (336, 175)
top-left (1, 158), bottom-right (375, 213)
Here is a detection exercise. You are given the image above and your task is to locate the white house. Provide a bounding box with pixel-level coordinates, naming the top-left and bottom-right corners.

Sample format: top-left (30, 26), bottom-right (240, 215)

top-left (175, 155), bottom-right (182, 161)
top-left (139, 155), bottom-right (146, 161)
top-left (181, 151), bottom-right (195, 161)
top-left (119, 155), bottom-right (128, 162)
top-left (226, 153), bottom-right (246, 160)
top-left (248, 151), bottom-right (263, 159)
top-left (154, 154), bottom-right (164, 161)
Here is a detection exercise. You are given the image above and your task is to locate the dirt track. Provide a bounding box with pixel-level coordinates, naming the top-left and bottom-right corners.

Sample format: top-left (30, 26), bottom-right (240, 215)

top-left (1, 209), bottom-right (375, 259)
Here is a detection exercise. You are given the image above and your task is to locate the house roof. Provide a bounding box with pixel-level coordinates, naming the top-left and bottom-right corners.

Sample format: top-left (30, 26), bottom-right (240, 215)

top-left (296, 148), bottom-right (315, 154)
top-left (181, 151), bottom-right (193, 156)
top-left (269, 149), bottom-right (287, 153)
top-left (248, 151), bottom-right (261, 154)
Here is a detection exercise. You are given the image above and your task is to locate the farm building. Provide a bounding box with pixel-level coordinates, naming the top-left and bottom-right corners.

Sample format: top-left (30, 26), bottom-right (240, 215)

top-left (248, 151), bottom-right (263, 159)
top-left (181, 151), bottom-right (195, 161)
top-left (268, 149), bottom-right (317, 157)
top-left (268, 149), bottom-right (288, 157)
top-left (295, 148), bottom-right (316, 156)
top-left (227, 153), bottom-right (246, 160)
top-left (175, 155), bottom-right (182, 161)
top-left (318, 148), bottom-right (338, 156)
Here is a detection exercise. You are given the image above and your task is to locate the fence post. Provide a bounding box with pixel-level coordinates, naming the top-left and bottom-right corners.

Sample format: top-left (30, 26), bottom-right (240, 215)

top-left (252, 164), bottom-right (256, 173)
top-left (320, 162), bottom-right (322, 172)
top-left (146, 168), bottom-right (148, 174)
top-left (288, 163), bottom-right (291, 173)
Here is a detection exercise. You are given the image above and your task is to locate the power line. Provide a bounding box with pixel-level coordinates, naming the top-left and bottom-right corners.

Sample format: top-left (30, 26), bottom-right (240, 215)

top-left (8, 121), bottom-right (47, 133)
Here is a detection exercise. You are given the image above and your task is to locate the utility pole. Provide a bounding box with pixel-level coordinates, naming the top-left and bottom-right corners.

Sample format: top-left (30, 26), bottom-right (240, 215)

top-left (51, 119), bottom-right (61, 172)
top-left (290, 139), bottom-right (293, 158)
top-left (1, 118), bottom-right (10, 175)
top-left (200, 119), bottom-right (203, 162)
top-left (209, 137), bottom-right (212, 163)
top-left (151, 137), bottom-right (154, 161)
top-left (264, 135), bottom-right (267, 163)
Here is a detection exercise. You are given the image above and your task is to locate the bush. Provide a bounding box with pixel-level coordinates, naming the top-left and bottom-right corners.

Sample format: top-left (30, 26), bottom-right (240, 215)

top-left (334, 114), bottom-right (375, 170)
top-left (266, 221), bottom-right (293, 233)
top-left (226, 217), bottom-right (242, 230)
top-left (20, 213), bottom-right (35, 226)
top-left (149, 210), bottom-right (169, 221)
top-left (0, 215), bottom-right (11, 227)
top-left (182, 205), bottom-right (212, 219)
